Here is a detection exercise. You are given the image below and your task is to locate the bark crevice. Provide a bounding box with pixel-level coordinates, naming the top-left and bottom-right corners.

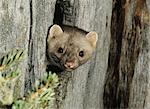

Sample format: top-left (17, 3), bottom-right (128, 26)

top-left (104, 0), bottom-right (148, 108)
top-left (25, 0), bottom-right (35, 95)
top-left (103, 0), bottom-right (126, 108)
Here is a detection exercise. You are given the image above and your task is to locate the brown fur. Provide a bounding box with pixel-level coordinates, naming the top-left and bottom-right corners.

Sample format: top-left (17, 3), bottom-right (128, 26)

top-left (47, 24), bottom-right (98, 71)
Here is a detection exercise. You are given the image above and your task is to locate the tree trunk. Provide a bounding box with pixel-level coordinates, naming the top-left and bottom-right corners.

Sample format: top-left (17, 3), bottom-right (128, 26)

top-left (0, 0), bottom-right (30, 97)
top-left (24, 0), bottom-right (56, 94)
top-left (0, 0), bottom-right (150, 109)
top-left (104, 0), bottom-right (150, 108)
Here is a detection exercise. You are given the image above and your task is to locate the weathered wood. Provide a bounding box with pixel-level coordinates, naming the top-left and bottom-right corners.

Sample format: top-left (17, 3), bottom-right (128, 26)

top-left (0, 0), bottom-right (150, 109)
top-left (24, 0), bottom-right (56, 93)
top-left (129, 0), bottom-right (150, 108)
top-left (104, 0), bottom-right (150, 108)
top-left (0, 0), bottom-right (57, 100)
top-left (0, 0), bottom-right (30, 97)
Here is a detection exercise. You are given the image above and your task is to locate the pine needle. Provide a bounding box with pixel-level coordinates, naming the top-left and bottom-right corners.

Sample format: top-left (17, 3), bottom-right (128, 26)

top-left (0, 49), bottom-right (25, 71)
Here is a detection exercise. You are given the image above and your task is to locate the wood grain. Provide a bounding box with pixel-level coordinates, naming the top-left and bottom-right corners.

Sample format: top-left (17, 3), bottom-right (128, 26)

top-left (0, 0), bottom-right (149, 109)
top-left (24, 0), bottom-right (56, 93)
top-left (0, 0), bottom-right (30, 97)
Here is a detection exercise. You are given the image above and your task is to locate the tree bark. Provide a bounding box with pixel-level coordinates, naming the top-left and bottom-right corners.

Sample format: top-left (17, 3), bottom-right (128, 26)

top-left (24, 0), bottom-right (56, 93)
top-left (0, 0), bottom-right (56, 98)
top-left (104, 0), bottom-right (150, 108)
top-left (0, 0), bottom-right (150, 109)
top-left (0, 0), bottom-right (30, 97)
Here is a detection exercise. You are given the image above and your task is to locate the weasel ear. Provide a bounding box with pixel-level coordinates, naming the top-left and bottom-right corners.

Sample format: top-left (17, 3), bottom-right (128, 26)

top-left (48, 24), bottom-right (63, 40)
top-left (86, 31), bottom-right (98, 48)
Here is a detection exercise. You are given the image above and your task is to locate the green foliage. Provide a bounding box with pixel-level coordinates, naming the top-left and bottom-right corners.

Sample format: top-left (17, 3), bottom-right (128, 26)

top-left (0, 49), bottom-right (59, 109)
top-left (0, 49), bottom-right (25, 71)
top-left (0, 69), bottom-right (21, 105)
top-left (12, 72), bottom-right (59, 109)
top-left (0, 50), bottom-right (25, 105)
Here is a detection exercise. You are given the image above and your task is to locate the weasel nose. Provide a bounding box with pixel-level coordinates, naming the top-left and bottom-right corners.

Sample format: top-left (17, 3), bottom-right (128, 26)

top-left (64, 62), bottom-right (74, 69)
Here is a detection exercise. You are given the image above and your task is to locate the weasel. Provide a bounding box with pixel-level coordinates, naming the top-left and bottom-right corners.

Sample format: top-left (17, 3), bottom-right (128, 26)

top-left (47, 24), bottom-right (98, 72)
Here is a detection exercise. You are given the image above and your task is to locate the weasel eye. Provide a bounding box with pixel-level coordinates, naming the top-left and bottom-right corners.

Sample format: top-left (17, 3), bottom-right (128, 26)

top-left (79, 51), bottom-right (84, 57)
top-left (57, 47), bottom-right (63, 53)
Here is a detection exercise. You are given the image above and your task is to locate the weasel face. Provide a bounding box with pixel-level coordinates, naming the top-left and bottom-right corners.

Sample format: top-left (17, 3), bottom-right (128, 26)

top-left (47, 24), bottom-right (98, 72)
